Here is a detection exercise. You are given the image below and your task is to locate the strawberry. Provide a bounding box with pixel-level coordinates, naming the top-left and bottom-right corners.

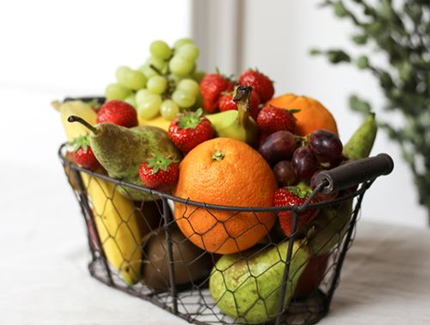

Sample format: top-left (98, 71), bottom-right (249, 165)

top-left (256, 106), bottom-right (297, 135)
top-left (168, 108), bottom-right (214, 153)
top-left (97, 99), bottom-right (138, 127)
top-left (139, 156), bottom-right (179, 191)
top-left (219, 89), bottom-right (261, 120)
top-left (274, 186), bottom-right (319, 237)
top-left (238, 69), bottom-right (275, 102)
top-left (68, 135), bottom-right (100, 171)
top-left (200, 73), bottom-right (234, 113)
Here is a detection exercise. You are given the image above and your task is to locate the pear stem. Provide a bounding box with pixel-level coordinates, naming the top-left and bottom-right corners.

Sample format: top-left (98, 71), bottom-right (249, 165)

top-left (68, 115), bottom-right (98, 134)
top-left (233, 85), bottom-right (252, 128)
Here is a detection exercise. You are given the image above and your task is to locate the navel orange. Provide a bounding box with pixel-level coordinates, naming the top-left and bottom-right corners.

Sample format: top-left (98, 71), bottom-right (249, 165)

top-left (173, 138), bottom-right (278, 254)
top-left (267, 94), bottom-right (338, 136)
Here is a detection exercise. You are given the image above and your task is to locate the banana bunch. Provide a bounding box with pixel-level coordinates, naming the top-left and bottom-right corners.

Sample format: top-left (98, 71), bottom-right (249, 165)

top-left (56, 100), bottom-right (142, 286)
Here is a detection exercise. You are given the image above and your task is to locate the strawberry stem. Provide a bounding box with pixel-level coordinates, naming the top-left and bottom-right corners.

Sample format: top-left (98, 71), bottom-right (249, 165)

top-left (233, 85), bottom-right (252, 128)
top-left (68, 115), bottom-right (98, 134)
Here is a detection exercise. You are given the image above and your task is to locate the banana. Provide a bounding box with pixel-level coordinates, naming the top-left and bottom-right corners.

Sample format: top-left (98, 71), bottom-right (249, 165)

top-left (138, 115), bottom-right (170, 131)
top-left (56, 100), bottom-right (142, 285)
top-left (81, 171), bottom-right (142, 285)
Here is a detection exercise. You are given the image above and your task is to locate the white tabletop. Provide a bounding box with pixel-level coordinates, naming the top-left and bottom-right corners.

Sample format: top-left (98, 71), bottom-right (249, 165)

top-left (2, 161), bottom-right (430, 325)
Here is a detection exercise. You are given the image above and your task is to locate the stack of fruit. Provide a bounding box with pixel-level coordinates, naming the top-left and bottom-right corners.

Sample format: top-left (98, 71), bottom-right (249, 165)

top-left (54, 37), bottom-right (378, 325)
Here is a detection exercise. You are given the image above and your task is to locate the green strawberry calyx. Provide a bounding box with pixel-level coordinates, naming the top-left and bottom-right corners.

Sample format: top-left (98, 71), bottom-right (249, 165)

top-left (177, 108), bottom-right (203, 129)
top-left (287, 183), bottom-right (312, 199)
top-left (145, 156), bottom-right (176, 174)
top-left (68, 135), bottom-right (90, 153)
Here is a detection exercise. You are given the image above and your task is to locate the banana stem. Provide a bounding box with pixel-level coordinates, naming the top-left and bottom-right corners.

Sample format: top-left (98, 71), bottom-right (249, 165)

top-left (68, 115), bottom-right (98, 134)
top-left (233, 85), bottom-right (252, 128)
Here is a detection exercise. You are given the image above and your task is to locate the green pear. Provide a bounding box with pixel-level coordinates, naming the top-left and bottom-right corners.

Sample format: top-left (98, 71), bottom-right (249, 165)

top-left (305, 201), bottom-right (352, 256)
top-left (206, 85), bottom-right (258, 144)
top-left (343, 112), bottom-right (377, 160)
top-left (68, 116), bottom-right (182, 201)
top-left (209, 241), bottom-right (310, 324)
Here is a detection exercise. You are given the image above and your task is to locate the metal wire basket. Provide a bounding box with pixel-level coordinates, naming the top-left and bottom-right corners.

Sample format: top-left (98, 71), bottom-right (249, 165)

top-left (59, 133), bottom-right (393, 325)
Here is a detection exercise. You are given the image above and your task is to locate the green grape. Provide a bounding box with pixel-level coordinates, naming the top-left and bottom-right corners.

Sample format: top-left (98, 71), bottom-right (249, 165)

top-left (175, 43), bottom-right (199, 61)
top-left (116, 66), bottom-right (132, 83)
top-left (177, 79), bottom-right (199, 96)
top-left (146, 57), bottom-right (168, 74)
top-left (160, 99), bottom-right (180, 121)
top-left (150, 40), bottom-right (172, 60)
top-left (192, 70), bottom-right (206, 83)
top-left (135, 89), bottom-right (152, 104)
top-left (172, 89), bottom-right (196, 108)
top-left (169, 56), bottom-right (194, 77)
top-left (139, 64), bottom-right (158, 79)
top-left (117, 69), bottom-right (147, 90)
top-left (124, 94), bottom-right (137, 108)
top-left (147, 76), bottom-right (168, 95)
top-left (105, 83), bottom-right (132, 100)
top-left (173, 38), bottom-right (193, 50)
top-left (137, 94), bottom-right (162, 120)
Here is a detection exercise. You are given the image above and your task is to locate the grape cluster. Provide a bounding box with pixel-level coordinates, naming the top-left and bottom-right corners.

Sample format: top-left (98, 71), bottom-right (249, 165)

top-left (105, 38), bottom-right (205, 121)
top-left (258, 129), bottom-right (344, 188)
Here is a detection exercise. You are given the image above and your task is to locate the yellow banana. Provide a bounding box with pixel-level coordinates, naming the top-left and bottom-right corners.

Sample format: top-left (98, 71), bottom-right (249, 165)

top-left (56, 100), bottom-right (142, 285)
top-left (138, 115), bottom-right (170, 131)
top-left (81, 171), bottom-right (142, 285)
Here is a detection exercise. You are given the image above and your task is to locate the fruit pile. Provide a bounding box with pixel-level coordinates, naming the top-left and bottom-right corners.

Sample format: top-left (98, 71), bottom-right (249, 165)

top-left (54, 38), bottom-right (378, 325)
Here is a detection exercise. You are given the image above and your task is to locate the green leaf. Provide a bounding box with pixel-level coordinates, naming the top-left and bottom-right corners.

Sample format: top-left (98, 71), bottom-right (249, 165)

top-left (356, 55), bottom-right (369, 69)
top-left (327, 50), bottom-right (351, 63)
top-left (349, 95), bottom-right (372, 114)
top-left (352, 34), bottom-right (368, 45)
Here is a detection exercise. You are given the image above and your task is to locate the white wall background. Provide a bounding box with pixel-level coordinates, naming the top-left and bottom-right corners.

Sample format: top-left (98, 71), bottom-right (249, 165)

top-left (1, 0), bottom-right (427, 228)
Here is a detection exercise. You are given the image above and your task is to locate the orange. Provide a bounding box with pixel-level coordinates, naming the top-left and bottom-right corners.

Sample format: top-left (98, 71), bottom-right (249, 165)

top-left (267, 93), bottom-right (338, 136)
top-left (173, 138), bottom-right (278, 254)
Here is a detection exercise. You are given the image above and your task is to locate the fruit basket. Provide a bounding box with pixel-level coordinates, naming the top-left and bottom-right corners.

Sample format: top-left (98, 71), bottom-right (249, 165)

top-left (59, 138), bottom-right (393, 325)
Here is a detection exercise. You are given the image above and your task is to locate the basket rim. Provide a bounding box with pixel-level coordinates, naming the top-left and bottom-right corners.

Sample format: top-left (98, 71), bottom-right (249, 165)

top-left (59, 143), bottom-right (369, 212)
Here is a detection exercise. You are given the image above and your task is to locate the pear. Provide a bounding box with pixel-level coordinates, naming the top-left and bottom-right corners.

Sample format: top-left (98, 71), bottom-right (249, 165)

top-left (206, 85), bottom-right (258, 144)
top-left (68, 116), bottom-right (182, 201)
top-left (305, 201), bottom-right (352, 256)
top-left (209, 241), bottom-right (310, 324)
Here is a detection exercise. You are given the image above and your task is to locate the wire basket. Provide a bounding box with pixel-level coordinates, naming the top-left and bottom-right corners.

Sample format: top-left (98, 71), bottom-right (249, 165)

top-left (59, 135), bottom-right (393, 325)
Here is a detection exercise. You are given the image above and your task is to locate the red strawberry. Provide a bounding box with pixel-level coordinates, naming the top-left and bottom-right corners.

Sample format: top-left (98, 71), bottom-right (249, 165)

top-left (200, 73), bottom-right (234, 113)
top-left (168, 108), bottom-right (214, 153)
top-left (256, 106), bottom-right (297, 135)
top-left (274, 186), bottom-right (319, 237)
top-left (68, 135), bottom-right (100, 171)
top-left (139, 156), bottom-right (179, 191)
top-left (97, 100), bottom-right (138, 127)
top-left (238, 69), bottom-right (275, 102)
top-left (219, 89), bottom-right (261, 120)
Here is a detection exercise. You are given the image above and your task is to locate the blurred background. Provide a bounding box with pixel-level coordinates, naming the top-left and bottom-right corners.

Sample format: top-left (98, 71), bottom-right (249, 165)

top-left (0, 0), bottom-right (427, 228)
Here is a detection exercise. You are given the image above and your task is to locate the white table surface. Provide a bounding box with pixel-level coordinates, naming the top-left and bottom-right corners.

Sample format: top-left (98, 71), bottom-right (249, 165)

top-left (2, 161), bottom-right (430, 325)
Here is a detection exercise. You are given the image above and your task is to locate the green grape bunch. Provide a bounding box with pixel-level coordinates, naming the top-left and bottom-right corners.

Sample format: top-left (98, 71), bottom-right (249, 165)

top-left (312, 0), bottom-right (430, 222)
top-left (105, 38), bottom-right (206, 121)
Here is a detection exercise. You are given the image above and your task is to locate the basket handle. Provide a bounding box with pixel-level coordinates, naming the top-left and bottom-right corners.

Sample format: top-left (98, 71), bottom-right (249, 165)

top-left (315, 153), bottom-right (394, 194)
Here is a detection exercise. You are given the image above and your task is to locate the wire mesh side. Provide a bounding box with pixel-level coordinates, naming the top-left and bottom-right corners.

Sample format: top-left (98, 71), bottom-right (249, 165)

top-left (60, 150), bottom-right (367, 325)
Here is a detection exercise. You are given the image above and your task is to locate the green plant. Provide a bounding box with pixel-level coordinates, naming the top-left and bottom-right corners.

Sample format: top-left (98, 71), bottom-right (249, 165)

top-left (312, 0), bottom-right (430, 222)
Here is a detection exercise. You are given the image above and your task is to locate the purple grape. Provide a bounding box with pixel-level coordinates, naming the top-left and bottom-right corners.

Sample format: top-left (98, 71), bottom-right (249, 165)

top-left (258, 131), bottom-right (297, 166)
top-left (309, 130), bottom-right (343, 163)
top-left (291, 146), bottom-right (318, 180)
top-left (273, 161), bottom-right (298, 187)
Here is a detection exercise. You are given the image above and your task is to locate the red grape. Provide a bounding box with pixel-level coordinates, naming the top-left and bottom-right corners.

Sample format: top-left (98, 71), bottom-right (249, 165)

top-left (292, 147), bottom-right (318, 180)
top-left (309, 130), bottom-right (343, 163)
top-left (258, 131), bottom-right (297, 166)
top-left (273, 161), bottom-right (298, 187)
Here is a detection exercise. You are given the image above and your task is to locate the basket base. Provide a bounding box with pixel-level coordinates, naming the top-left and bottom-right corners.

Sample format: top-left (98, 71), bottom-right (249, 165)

top-left (88, 259), bottom-right (329, 325)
